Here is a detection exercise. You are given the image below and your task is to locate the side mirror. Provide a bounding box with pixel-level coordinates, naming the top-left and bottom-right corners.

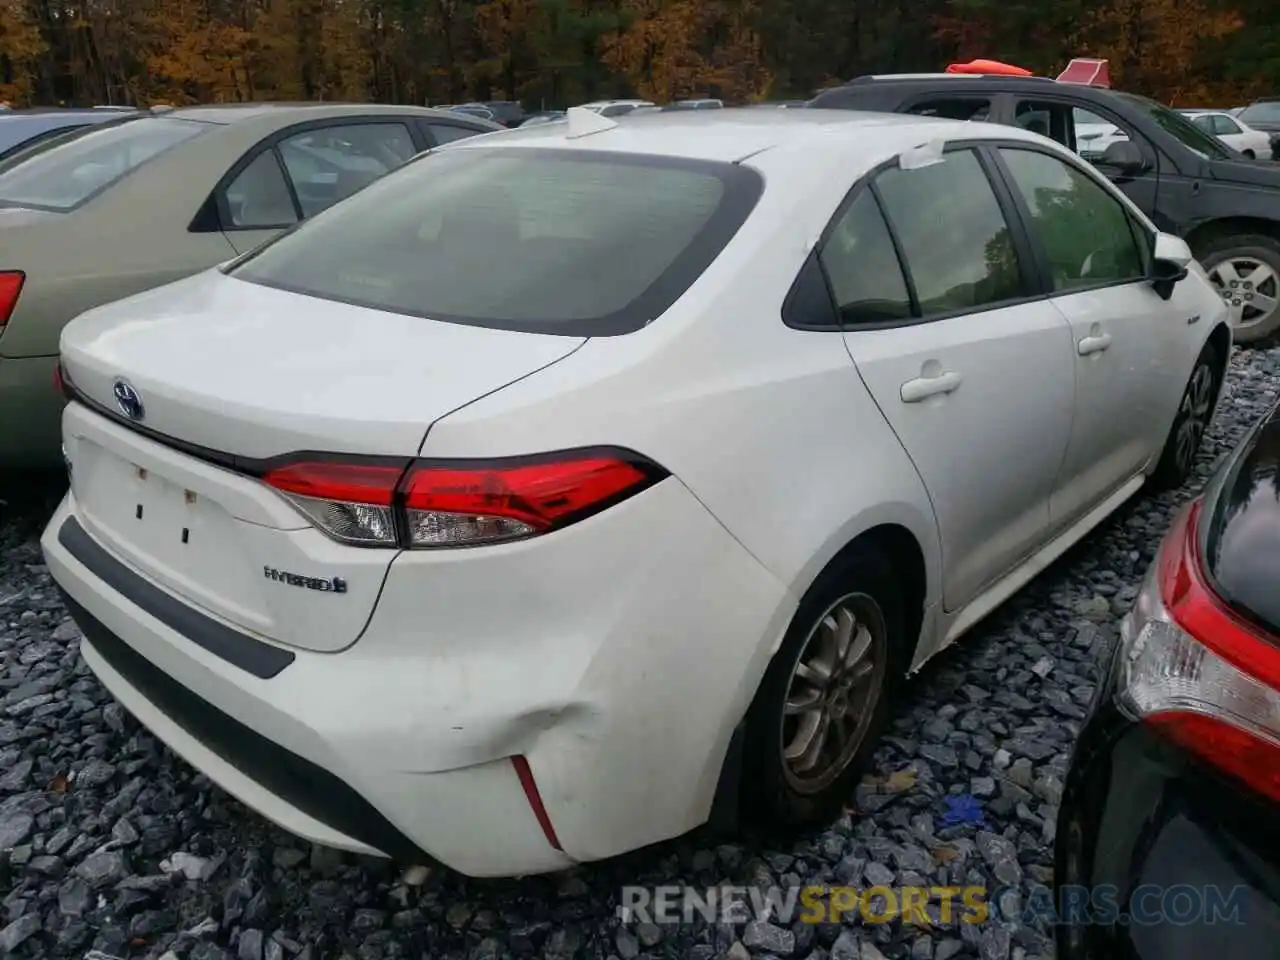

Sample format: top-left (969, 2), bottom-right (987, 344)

top-left (1099, 140), bottom-right (1146, 175)
top-left (1150, 231), bottom-right (1192, 300)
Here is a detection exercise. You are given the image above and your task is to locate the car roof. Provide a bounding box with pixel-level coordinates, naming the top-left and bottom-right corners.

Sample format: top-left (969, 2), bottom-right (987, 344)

top-left (0, 107), bottom-right (135, 119)
top-left (814, 73), bottom-right (1121, 104)
top-left (442, 107), bottom-right (1037, 163)
top-left (162, 103), bottom-right (479, 125)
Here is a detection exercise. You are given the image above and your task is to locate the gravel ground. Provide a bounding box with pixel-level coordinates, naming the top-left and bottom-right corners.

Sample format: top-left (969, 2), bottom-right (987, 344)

top-left (2, 345), bottom-right (1279, 960)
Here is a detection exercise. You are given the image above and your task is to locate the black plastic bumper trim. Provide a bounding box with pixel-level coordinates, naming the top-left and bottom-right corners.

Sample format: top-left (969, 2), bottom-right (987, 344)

top-left (59, 588), bottom-right (432, 864)
top-left (57, 516), bottom-right (294, 679)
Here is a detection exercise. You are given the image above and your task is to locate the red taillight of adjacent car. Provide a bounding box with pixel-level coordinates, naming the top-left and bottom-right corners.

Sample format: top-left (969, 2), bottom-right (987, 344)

top-left (261, 448), bottom-right (667, 549)
top-left (0, 270), bottom-right (25, 327)
top-left (1117, 499), bottom-right (1280, 804)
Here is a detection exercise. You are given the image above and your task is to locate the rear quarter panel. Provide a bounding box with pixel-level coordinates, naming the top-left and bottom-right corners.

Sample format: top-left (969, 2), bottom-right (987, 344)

top-left (418, 134), bottom-right (943, 610)
top-left (410, 136), bottom-right (944, 848)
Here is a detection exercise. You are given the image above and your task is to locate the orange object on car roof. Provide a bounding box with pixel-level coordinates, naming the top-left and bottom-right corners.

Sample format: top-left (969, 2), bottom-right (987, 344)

top-left (945, 59), bottom-right (1033, 76)
top-left (1056, 58), bottom-right (1111, 87)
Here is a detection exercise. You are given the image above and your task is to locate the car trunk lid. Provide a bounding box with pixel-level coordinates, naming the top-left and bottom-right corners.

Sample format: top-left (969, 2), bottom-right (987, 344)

top-left (59, 270), bottom-right (585, 652)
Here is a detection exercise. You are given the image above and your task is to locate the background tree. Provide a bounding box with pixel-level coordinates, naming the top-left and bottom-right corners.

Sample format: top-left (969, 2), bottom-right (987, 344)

top-left (0, 0), bottom-right (1266, 109)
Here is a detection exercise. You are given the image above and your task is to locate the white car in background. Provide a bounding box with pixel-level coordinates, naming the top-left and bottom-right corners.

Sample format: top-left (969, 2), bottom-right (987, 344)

top-left (44, 107), bottom-right (1230, 878)
top-left (577, 99), bottom-right (655, 118)
top-left (1181, 110), bottom-right (1273, 158)
top-left (1072, 107), bottom-right (1128, 160)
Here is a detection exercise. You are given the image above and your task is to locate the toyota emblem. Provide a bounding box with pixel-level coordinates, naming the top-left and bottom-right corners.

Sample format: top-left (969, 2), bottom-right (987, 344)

top-left (112, 379), bottom-right (144, 421)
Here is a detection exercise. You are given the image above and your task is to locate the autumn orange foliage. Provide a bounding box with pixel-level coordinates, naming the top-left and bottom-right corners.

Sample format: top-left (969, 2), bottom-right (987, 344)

top-left (0, 0), bottom-right (1268, 108)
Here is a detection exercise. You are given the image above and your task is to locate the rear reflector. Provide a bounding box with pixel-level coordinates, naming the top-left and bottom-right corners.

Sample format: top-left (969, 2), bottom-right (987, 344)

top-left (261, 448), bottom-right (667, 548)
top-left (0, 271), bottom-right (24, 326)
top-left (1117, 499), bottom-right (1280, 803)
top-left (511, 756), bottom-right (563, 851)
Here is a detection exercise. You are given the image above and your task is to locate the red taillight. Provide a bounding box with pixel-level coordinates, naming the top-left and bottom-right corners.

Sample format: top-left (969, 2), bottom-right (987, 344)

top-left (400, 454), bottom-right (654, 546)
top-left (53, 363), bottom-right (64, 395)
top-left (0, 271), bottom-right (24, 326)
top-left (1146, 712), bottom-right (1280, 803)
top-left (1117, 498), bottom-right (1280, 804)
top-left (1160, 500), bottom-right (1280, 691)
top-left (260, 448), bottom-right (665, 548)
top-left (262, 461), bottom-right (404, 506)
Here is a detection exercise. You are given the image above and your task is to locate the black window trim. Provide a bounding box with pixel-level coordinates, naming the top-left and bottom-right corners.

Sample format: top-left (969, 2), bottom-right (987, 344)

top-left (784, 140), bottom-right (1050, 333)
top-left (228, 146), bottom-right (766, 339)
top-left (983, 139), bottom-right (1156, 299)
top-left (191, 116), bottom-right (431, 234)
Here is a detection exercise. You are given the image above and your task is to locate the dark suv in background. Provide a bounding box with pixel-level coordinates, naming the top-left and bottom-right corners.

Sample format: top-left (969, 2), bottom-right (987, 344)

top-left (809, 74), bottom-right (1280, 342)
top-left (1237, 98), bottom-right (1280, 159)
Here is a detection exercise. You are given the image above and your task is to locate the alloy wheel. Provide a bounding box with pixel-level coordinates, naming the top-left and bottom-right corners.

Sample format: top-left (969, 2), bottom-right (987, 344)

top-left (780, 591), bottom-right (887, 794)
top-left (1209, 256), bottom-right (1279, 329)
top-left (1175, 361), bottom-right (1215, 474)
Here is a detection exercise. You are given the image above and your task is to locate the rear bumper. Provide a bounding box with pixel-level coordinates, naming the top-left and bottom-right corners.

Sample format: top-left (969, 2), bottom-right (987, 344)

top-left (42, 473), bottom-right (792, 875)
top-left (0, 354), bottom-right (62, 466)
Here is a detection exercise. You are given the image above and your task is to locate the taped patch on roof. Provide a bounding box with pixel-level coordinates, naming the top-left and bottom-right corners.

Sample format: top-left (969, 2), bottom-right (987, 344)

top-left (899, 138), bottom-right (946, 170)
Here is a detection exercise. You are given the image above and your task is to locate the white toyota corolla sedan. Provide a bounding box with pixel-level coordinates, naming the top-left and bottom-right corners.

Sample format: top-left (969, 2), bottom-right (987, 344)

top-left (42, 106), bottom-right (1230, 878)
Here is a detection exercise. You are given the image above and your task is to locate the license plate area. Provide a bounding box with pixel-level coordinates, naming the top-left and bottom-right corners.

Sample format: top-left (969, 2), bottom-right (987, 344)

top-left (73, 438), bottom-right (269, 629)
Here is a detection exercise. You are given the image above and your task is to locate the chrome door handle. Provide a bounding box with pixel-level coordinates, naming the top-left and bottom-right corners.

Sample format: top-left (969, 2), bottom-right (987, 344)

top-left (1078, 333), bottom-right (1112, 355)
top-left (900, 370), bottom-right (962, 402)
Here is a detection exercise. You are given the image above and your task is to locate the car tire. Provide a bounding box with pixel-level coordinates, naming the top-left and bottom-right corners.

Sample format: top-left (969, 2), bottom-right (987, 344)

top-left (1149, 341), bottom-right (1223, 491)
top-left (1243, 149), bottom-right (1256, 159)
top-left (740, 544), bottom-right (905, 832)
top-left (1198, 233), bottom-right (1280, 343)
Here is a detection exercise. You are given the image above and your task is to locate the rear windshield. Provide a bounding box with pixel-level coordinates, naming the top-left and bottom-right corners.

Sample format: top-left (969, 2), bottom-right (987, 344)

top-left (0, 117), bottom-right (206, 212)
top-left (1240, 101), bottom-right (1280, 124)
top-left (228, 146), bottom-right (763, 336)
top-left (0, 117), bottom-right (83, 156)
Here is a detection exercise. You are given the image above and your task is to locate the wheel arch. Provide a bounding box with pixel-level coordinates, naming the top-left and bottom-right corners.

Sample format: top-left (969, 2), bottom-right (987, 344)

top-left (818, 523), bottom-right (931, 671)
top-left (1185, 216), bottom-right (1280, 257)
top-left (1206, 320), bottom-right (1232, 412)
top-left (1207, 320), bottom-right (1232, 367)
top-left (706, 520), bottom-right (935, 832)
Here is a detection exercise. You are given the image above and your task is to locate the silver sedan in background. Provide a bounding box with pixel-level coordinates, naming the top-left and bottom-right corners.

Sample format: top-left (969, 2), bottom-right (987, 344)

top-left (0, 103), bottom-right (501, 468)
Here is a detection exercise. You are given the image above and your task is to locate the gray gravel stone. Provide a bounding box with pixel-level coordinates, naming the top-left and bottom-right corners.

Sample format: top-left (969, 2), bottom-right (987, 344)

top-left (1, 345), bottom-right (1274, 959)
top-left (0, 912), bottom-right (41, 952)
top-left (742, 920), bottom-right (794, 954)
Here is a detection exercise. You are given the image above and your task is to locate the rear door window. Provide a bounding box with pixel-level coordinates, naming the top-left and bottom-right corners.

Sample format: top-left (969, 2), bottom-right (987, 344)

top-left (872, 148), bottom-right (1026, 317)
top-left (1013, 101), bottom-right (1073, 149)
top-left (818, 190), bottom-right (913, 324)
top-left (0, 117), bottom-right (205, 211)
top-left (229, 147), bottom-right (763, 336)
top-left (224, 151), bottom-right (299, 228)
